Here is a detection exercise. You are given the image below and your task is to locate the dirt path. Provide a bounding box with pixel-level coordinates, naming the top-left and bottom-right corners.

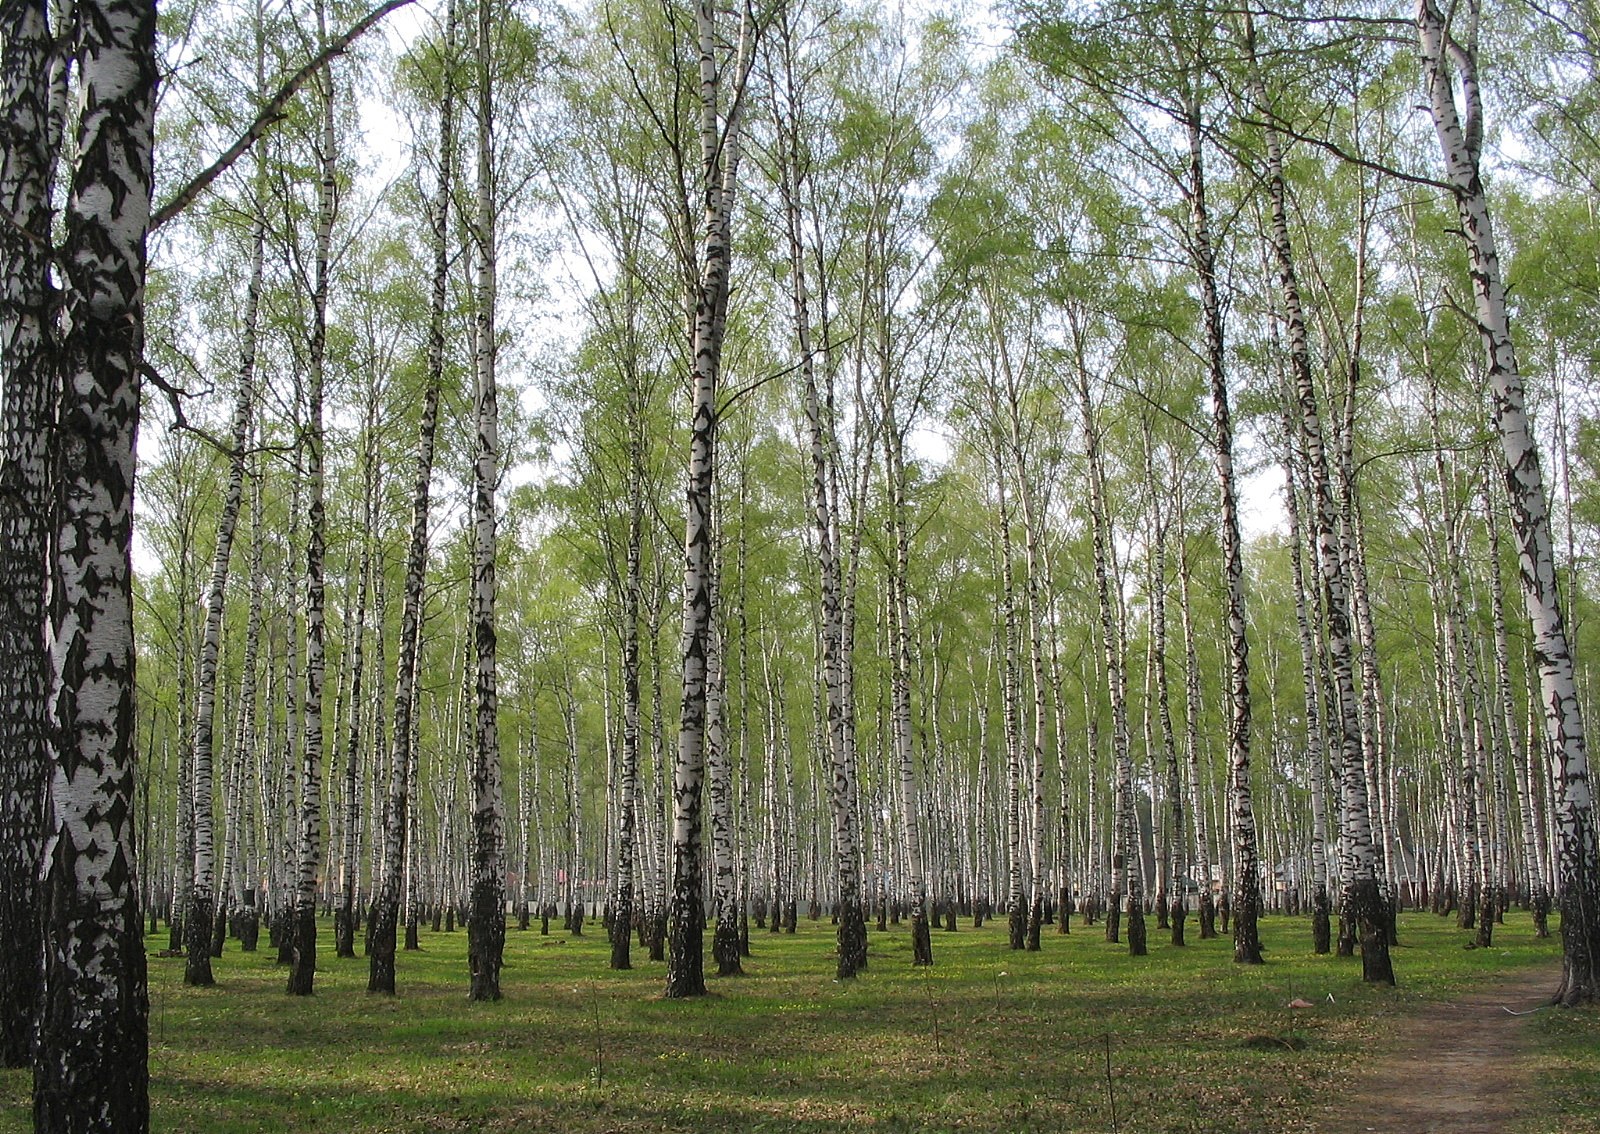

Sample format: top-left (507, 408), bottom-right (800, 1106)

top-left (1318, 962), bottom-right (1559, 1134)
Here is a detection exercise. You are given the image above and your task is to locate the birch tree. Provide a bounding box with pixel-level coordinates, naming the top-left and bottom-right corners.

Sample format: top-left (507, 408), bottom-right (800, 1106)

top-left (666, 0), bottom-right (756, 999)
top-left (0, 0), bottom-right (58, 1066)
top-left (1417, 0), bottom-right (1600, 1003)
top-left (33, 0), bottom-right (157, 1123)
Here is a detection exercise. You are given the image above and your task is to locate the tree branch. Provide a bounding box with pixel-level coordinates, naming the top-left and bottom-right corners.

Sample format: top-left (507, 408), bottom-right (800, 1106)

top-left (150, 0), bottom-right (418, 231)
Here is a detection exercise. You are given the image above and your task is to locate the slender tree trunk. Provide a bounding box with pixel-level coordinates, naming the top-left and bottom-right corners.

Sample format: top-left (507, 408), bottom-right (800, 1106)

top-left (334, 425), bottom-right (374, 960)
top-left (466, 0), bottom-right (504, 1000)
top-left (1182, 96), bottom-right (1259, 965)
top-left (368, 0), bottom-right (456, 995)
top-left (287, 12), bottom-right (337, 996)
top-left (183, 299), bottom-right (258, 986)
top-left (0, 0), bottom-right (58, 1065)
top-left (1069, 322), bottom-right (1140, 954)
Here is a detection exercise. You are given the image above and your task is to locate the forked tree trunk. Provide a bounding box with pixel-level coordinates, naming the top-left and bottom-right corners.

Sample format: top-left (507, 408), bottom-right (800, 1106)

top-left (1246, 30), bottom-right (1388, 979)
top-left (667, 0), bottom-right (754, 1000)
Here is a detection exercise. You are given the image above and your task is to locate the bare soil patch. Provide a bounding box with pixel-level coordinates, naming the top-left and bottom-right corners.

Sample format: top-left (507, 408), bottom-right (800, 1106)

top-left (1319, 961), bottom-right (1559, 1134)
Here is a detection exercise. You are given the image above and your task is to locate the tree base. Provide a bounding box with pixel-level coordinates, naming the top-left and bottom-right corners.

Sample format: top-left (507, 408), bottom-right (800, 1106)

top-left (837, 896), bottom-right (867, 979)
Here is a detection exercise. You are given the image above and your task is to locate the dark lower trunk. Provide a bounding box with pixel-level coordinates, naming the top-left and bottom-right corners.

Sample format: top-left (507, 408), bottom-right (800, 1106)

top-left (911, 910), bottom-right (933, 965)
top-left (1008, 901), bottom-right (1026, 950)
top-left (286, 903), bottom-right (316, 995)
top-left (609, 894), bottom-right (632, 970)
top-left (210, 901), bottom-right (226, 958)
top-left (836, 894), bottom-right (867, 979)
top-left (1533, 889), bottom-right (1551, 939)
top-left (367, 898), bottom-right (397, 994)
top-left (334, 906), bottom-right (355, 959)
top-left (1354, 877), bottom-right (1395, 985)
top-left (1155, 888), bottom-right (1170, 930)
top-left (1312, 884), bottom-right (1331, 955)
top-left (1169, 898), bottom-right (1186, 947)
top-left (1105, 890), bottom-right (1121, 943)
top-left (664, 883), bottom-right (705, 998)
top-left (1232, 886), bottom-right (1261, 965)
top-left (237, 904), bottom-right (259, 953)
top-left (1127, 897), bottom-right (1147, 957)
top-left (1553, 877), bottom-right (1600, 1005)
top-left (1198, 891), bottom-right (1216, 939)
top-left (1025, 897), bottom-right (1042, 951)
top-left (1475, 886), bottom-right (1494, 948)
top-left (1337, 891), bottom-right (1356, 957)
top-left (34, 881), bottom-right (148, 1134)
top-left (648, 910), bottom-right (666, 960)
top-left (1459, 880), bottom-right (1477, 929)
top-left (713, 913), bottom-right (742, 976)
top-left (467, 878), bottom-right (503, 1001)
top-left (945, 899), bottom-right (958, 932)
top-left (183, 890), bottom-right (215, 987)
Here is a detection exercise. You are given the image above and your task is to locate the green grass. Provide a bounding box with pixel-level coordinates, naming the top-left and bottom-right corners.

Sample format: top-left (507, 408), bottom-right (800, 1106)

top-left (0, 910), bottom-right (1584, 1132)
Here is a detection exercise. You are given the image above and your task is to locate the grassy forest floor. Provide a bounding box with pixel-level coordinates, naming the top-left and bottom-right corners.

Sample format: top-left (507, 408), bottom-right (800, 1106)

top-left (0, 909), bottom-right (1592, 1132)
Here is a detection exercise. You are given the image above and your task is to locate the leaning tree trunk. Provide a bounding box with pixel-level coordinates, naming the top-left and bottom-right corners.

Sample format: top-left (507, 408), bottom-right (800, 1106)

top-left (183, 294), bottom-right (257, 987)
top-left (1284, 451), bottom-right (1331, 954)
top-left (1246, 32), bottom-right (1389, 979)
top-left (1182, 96), bottom-right (1260, 966)
top-left (0, 0), bottom-right (57, 1066)
top-left (34, 0), bottom-right (156, 1124)
top-left (1417, 0), bottom-right (1599, 1003)
top-left (1485, 464), bottom-right (1550, 935)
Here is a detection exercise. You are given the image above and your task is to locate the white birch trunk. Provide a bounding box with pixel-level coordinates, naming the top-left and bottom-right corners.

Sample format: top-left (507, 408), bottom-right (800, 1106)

top-left (1417, 0), bottom-right (1599, 1002)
